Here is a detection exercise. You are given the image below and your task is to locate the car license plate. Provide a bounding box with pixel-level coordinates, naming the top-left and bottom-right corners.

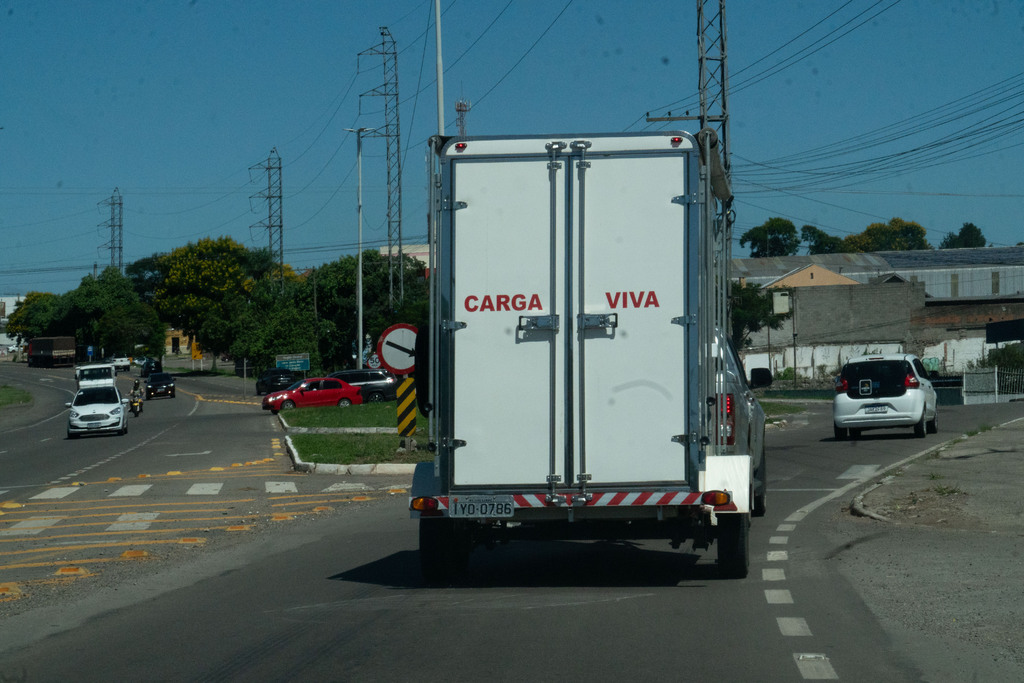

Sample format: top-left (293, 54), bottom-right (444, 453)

top-left (449, 496), bottom-right (514, 518)
top-left (865, 405), bottom-right (887, 414)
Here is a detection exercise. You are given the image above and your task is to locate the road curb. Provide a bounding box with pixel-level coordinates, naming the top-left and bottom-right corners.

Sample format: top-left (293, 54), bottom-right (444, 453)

top-left (278, 415), bottom-right (418, 476)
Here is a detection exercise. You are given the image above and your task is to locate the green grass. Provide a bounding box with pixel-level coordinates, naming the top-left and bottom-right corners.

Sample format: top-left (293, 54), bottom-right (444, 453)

top-left (760, 400), bottom-right (806, 419)
top-left (280, 402), bottom-right (431, 465)
top-left (0, 385), bottom-right (32, 409)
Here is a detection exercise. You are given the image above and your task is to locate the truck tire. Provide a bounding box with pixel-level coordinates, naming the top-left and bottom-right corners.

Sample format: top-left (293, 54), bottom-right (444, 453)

top-left (419, 518), bottom-right (469, 585)
top-left (752, 452), bottom-right (767, 518)
top-left (717, 513), bottom-right (750, 579)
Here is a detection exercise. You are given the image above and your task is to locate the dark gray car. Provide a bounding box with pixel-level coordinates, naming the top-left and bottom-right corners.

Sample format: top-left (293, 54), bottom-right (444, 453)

top-left (328, 368), bottom-right (398, 402)
top-left (256, 368), bottom-right (298, 395)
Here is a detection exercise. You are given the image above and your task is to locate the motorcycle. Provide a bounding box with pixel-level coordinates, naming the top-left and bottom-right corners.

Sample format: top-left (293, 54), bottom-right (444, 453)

top-left (129, 396), bottom-right (143, 417)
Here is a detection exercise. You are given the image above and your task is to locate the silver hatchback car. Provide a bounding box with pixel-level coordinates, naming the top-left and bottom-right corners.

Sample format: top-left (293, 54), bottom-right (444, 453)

top-left (833, 354), bottom-right (937, 440)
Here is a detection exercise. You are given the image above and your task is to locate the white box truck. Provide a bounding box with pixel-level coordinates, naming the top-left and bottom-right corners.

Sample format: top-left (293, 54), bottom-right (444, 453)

top-left (410, 130), bottom-right (772, 583)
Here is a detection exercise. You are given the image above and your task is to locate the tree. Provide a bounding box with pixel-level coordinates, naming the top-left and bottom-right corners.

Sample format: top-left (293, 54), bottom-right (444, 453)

top-left (740, 218), bottom-right (800, 258)
top-left (800, 225), bottom-right (846, 255)
top-left (154, 237), bottom-right (251, 359)
top-left (843, 217), bottom-right (931, 252)
top-left (125, 254), bottom-right (168, 305)
top-left (6, 291), bottom-right (61, 342)
top-left (730, 281), bottom-right (789, 349)
top-left (939, 222), bottom-right (987, 249)
top-left (98, 302), bottom-right (166, 358)
top-left (61, 267), bottom-right (140, 350)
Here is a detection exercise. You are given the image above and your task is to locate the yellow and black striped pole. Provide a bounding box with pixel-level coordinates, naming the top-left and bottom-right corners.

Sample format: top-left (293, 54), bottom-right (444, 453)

top-left (396, 376), bottom-right (417, 438)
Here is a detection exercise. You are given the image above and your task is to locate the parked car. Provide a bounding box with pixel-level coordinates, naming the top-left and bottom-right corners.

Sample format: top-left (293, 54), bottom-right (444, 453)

top-left (262, 377), bottom-right (362, 414)
top-left (328, 368), bottom-right (398, 402)
top-left (141, 358), bottom-right (163, 377)
top-left (255, 368), bottom-right (297, 395)
top-left (145, 372), bottom-right (176, 399)
top-left (833, 353), bottom-right (938, 440)
top-left (66, 385), bottom-right (128, 438)
top-left (134, 356), bottom-right (150, 367)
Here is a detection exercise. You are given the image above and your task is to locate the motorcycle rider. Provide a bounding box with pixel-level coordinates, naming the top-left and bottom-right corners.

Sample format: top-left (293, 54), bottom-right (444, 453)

top-left (130, 379), bottom-right (144, 414)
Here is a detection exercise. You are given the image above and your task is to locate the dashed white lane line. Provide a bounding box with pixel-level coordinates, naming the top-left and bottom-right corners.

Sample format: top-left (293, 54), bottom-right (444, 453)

top-left (186, 483), bottom-right (223, 495)
top-left (769, 535), bottom-right (789, 545)
top-left (778, 617), bottom-right (812, 637)
top-left (762, 568), bottom-right (786, 581)
top-left (767, 550), bottom-right (789, 561)
top-left (266, 482), bottom-right (298, 494)
top-left (794, 653), bottom-right (838, 680)
top-left (109, 484), bottom-right (153, 497)
top-left (765, 589), bottom-right (794, 605)
top-left (106, 512), bottom-right (160, 531)
top-left (30, 486), bottom-right (81, 499)
top-left (0, 516), bottom-right (63, 536)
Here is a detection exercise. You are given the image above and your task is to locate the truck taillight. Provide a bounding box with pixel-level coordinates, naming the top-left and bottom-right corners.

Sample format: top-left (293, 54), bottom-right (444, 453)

top-left (701, 490), bottom-right (731, 506)
top-left (723, 393), bottom-right (735, 446)
top-left (904, 374), bottom-right (920, 389)
top-left (410, 497), bottom-right (441, 515)
top-left (835, 377), bottom-right (848, 392)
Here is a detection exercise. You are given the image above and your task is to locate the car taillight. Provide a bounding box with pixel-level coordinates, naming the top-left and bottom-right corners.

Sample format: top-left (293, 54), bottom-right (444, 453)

top-left (904, 374), bottom-right (920, 389)
top-left (835, 377), bottom-right (848, 392)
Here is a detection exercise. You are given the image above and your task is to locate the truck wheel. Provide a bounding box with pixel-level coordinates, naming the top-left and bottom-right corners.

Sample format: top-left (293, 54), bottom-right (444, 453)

top-left (419, 518), bottom-right (469, 585)
top-left (717, 513), bottom-right (750, 579)
top-left (752, 453), bottom-right (767, 518)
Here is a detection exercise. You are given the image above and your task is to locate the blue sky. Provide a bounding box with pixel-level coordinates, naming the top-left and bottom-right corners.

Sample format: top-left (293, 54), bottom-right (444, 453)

top-left (2, 0), bottom-right (1023, 295)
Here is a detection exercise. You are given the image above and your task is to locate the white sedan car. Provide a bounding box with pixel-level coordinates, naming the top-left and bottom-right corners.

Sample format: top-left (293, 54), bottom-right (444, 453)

top-left (833, 353), bottom-right (937, 440)
top-left (66, 386), bottom-right (128, 438)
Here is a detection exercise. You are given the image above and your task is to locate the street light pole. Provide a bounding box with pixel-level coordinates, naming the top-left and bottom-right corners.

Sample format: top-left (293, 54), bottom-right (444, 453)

top-left (344, 127), bottom-right (377, 369)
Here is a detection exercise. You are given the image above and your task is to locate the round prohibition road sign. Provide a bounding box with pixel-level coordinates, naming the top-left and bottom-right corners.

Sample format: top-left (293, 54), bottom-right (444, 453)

top-left (377, 323), bottom-right (417, 375)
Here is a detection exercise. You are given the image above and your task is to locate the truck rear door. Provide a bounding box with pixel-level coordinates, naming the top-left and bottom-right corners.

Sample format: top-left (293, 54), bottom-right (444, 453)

top-left (438, 134), bottom-right (700, 491)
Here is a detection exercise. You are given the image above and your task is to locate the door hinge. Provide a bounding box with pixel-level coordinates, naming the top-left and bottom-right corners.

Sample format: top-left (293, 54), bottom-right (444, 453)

top-left (671, 315), bottom-right (697, 327)
top-left (444, 198), bottom-right (468, 211)
top-left (442, 437), bottom-right (467, 450)
top-left (672, 194), bottom-right (696, 206)
top-left (442, 320), bottom-right (467, 332)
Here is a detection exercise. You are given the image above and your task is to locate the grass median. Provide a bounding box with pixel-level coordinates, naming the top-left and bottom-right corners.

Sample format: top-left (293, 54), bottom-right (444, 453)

top-left (280, 402), bottom-right (432, 466)
top-left (0, 385), bottom-right (32, 409)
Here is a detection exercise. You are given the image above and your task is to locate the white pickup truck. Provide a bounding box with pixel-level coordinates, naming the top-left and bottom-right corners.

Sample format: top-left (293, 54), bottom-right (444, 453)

top-left (411, 130), bottom-right (771, 583)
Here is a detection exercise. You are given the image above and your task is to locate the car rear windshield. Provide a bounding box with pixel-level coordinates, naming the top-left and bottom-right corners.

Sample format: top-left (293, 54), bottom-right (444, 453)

top-left (149, 373), bottom-right (172, 382)
top-left (842, 360), bottom-right (912, 399)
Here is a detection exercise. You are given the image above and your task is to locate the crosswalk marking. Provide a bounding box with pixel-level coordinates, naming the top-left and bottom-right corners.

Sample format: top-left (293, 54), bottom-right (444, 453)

top-left (322, 482), bottom-right (372, 492)
top-left (110, 485), bottom-right (153, 497)
top-left (0, 516), bottom-right (63, 536)
top-left (186, 483), bottom-right (224, 495)
top-left (31, 487), bottom-right (81, 500)
top-left (266, 482), bottom-right (298, 494)
top-left (837, 464), bottom-right (880, 480)
top-left (107, 512), bottom-right (160, 531)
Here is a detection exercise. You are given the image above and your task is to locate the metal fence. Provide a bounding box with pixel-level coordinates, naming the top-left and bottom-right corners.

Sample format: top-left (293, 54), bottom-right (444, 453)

top-left (962, 367), bottom-right (1024, 405)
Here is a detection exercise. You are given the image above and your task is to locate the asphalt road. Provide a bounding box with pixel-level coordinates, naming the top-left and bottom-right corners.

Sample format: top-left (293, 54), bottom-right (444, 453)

top-left (3, 359), bottom-right (1022, 681)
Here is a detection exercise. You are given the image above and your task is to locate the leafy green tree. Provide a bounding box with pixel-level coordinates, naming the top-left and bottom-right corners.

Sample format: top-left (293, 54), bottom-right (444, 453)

top-left (740, 218), bottom-right (800, 258)
top-left (154, 237), bottom-right (251, 360)
top-left (125, 254), bottom-right (167, 305)
top-left (939, 222), bottom-right (987, 249)
top-left (6, 292), bottom-right (62, 342)
top-left (800, 225), bottom-right (846, 255)
top-left (844, 217), bottom-right (931, 252)
top-left (974, 343), bottom-right (1024, 371)
top-left (61, 267), bottom-right (140, 351)
top-left (98, 303), bottom-right (166, 358)
top-left (730, 281), bottom-right (789, 349)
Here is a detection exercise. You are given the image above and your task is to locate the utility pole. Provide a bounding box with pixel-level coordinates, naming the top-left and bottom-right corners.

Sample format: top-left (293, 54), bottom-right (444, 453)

top-left (344, 127), bottom-right (377, 370)
top-left (249, 148), bottom-right (284, 291)
top-left (99, 188), bottom-right (123, 273)
top-left (359, 27), bottom-right (404, 308)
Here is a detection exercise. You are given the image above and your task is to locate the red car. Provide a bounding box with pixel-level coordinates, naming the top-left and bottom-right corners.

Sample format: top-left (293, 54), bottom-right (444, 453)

top-left (261, 377), bottom-right (362, 414)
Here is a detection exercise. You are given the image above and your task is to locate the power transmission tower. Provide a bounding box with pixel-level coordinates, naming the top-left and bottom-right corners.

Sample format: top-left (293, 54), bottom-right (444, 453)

top-left (250, 148), bottom-right (284, 290)
top-left (455, 98), bottom-right (471, 138)
top-left (359, 26), bottom-right (403, 307)
top-left (697, 0), bottom-right (731, 183)
top-left (99, 188), bottom-right (123, 273)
